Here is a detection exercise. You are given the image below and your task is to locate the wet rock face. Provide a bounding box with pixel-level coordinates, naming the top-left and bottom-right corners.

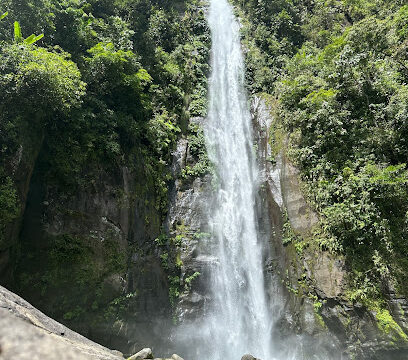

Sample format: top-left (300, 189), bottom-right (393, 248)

top-left (310, 253), bottom-right (345, 299)
top-left (165, 117), bottom-right (214, 321)
top-left (280, 161), bottom-right (318, 235)
top-left (251, 95), bottom-right (408, 359)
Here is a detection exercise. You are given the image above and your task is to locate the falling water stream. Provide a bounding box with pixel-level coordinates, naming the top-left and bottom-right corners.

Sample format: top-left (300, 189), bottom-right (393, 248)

top-left (201, 0), bottom-right (272, 358)
top-left (179, 0), bottom-right (276, 358)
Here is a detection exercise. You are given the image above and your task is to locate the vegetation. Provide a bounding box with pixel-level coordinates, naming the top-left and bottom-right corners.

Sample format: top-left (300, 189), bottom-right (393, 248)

top-left (0, 0), bottom-right (210, 238)
top-left (155, 224), bottom-right (203, 308)
top-left (233, 0), bottom-right (408, 336)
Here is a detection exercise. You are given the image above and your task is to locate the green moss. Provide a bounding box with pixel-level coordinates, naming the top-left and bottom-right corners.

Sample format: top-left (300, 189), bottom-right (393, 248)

top-left (258, 93), bottom-right (285, 164)
top-left (175, 253), bottom-right (183, 268)
top-left (104, 292), bottom-right (137, 321)
top-left (315, 311), bottom-right (326, 329)
top-left (193, 231), bottom-right (211, 240)
top-left (168, 275), bottom-right (181, 306)
top-left (63, 306), bottom-right (84, 321)
top-left (16, 227), bottom-right (128, 327)
top-left (160, 252), bottom-right (169, 270)
top-left (282, 210), bottom-right (296, 246)
top-left (367, 301), bottom-right (408, 341)
top-left (281, 210), bottom-right (312, 256)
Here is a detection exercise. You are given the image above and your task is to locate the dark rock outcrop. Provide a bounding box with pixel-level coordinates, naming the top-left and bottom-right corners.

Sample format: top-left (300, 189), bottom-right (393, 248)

top-left (241, 354), bottom-right (259, 360)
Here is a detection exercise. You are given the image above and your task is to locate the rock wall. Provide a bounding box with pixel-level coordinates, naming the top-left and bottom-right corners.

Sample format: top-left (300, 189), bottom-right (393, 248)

top-left (165, 117), bottom-right (213, 322)
top-left (252, 95), bottom-right (408, 360)
top-left (1, 112), bottom-right (213, 357)
top-left (6, 151), bottom-right (172, 355)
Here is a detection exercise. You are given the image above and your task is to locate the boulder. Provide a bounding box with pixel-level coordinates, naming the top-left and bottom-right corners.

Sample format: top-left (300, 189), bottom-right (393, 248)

top-left (128, 348), bottom-right (153, 360)
top-left (171, 355), bottom-right (184, 360)
top-left (241, 355), bottom-right (258, 360)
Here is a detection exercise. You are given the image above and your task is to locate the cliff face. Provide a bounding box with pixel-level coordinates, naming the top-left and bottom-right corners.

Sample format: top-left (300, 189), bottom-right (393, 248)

top-left (12, 158), bottom-right (171, 354)
top-left (252, 95), bottom-right (408, 360)
top-left (4, 93), bottom-right (408, 360)
top-left (3, 120), bottom-right (211, 356)
top-left (0, 115), bottom-right (172, 354)
top-left (165, 117), bottom-right (213, 323)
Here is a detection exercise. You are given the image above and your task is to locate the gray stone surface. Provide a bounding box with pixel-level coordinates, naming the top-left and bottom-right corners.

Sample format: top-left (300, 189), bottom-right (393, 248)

top-left (128, 348), bottom-right (153, 360)
top-left (0, 285), bottom-right (123, 360)
top-left (165, 118), bottom-right (214, 322)
top-left (12, 160), bottom-right (172, 355)
top-left (281, 160), bottom-right (319, 235)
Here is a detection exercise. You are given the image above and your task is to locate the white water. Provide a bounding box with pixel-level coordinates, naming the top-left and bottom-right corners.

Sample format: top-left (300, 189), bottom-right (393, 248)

top-left (190, 0), bottom-right (274, 358)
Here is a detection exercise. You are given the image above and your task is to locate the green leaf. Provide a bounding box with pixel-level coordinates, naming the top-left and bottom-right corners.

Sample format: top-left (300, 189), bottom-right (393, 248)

top-left (14, 21), bottom-right (22, 42)
top-left (24, 33), bottom-right (44, 45)
top-left (34, 34), bottom-right (44, 42)
top-left (0, 11), bottom-right (8, 20)
top-left (24, 34), bottom-right (36, 44)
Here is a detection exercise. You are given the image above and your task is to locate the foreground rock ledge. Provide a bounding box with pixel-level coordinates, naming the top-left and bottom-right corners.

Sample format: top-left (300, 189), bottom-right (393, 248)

top-left (0, 286), bottom-right (184, 360)
top-left (0, 285), bottom-right (124, 360)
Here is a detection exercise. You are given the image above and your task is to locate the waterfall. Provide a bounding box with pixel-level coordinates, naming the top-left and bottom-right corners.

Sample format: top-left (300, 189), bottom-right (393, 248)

top-left (176, 0), bottom-right (276, 358)
top-left (169, 0), bottom-right (293, 359)
top-left (201, 0), bottom-right (273, 358)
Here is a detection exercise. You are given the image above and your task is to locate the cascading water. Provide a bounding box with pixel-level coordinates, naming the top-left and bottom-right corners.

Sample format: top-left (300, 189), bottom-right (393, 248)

top-left (174, 0), bottom-right (278, 359)
top-left (201, 0), bottom-right (273, 358)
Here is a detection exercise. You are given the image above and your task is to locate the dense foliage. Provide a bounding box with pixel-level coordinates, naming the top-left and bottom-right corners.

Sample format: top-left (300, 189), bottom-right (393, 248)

top-left (234, 0), bottom-right (408, 314)
top-left (0, 0), bottom-right (210, 241)
top-left (0, 41), bottom-right (84, 248)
